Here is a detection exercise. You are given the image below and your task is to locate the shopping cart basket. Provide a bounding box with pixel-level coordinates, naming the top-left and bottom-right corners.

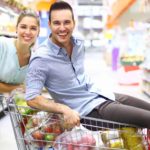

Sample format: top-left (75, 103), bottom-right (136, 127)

top-left (1, 92), bottom-right (150, 150)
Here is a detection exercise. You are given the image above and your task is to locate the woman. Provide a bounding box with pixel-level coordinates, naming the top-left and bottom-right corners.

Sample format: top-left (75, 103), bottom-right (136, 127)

top-left (0, 10), bottom-right (40, 93)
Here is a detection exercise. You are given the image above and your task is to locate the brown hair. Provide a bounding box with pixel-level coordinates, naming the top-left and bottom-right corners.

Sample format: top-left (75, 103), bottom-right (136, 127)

top-left (16, 9), bottom-right (40, 27)
top-left (48, 1), bottom-right (74, 22)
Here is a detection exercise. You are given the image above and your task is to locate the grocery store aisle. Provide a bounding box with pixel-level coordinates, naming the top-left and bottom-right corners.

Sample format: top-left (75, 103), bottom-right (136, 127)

top-left (0, 48), bottom-right (149, 150)
top-left (84, 49), bottom-right (150, 101)
top-left (0, 114), bottom-right (17, 149)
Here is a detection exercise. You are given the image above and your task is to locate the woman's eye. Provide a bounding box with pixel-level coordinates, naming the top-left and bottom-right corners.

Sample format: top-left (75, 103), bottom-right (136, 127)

top-left (31, 27), bottom-right (38, 31)
top-left (20, 25), bottom-right (26, 29)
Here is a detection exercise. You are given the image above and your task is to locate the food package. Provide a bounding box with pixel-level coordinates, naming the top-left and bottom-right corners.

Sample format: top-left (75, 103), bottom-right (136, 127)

top-left (106, 138), bottom-right (125, 149)
top-left (24, 113), bottom-right (65, 148)
top-left (121, 127), bottom-right (137, 138)
top-left (121, 127), bottom-right (146, 150)
top-left (53, 129), bottom-right (96, 150)
top-left (101, 129), bottom-right (121, 143)
top-left (130, 143), bottom-right (146, 150)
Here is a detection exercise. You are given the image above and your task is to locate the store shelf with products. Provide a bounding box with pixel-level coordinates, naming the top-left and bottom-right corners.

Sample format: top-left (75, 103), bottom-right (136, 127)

top-left (140, 25), bottom-right (150, 97)
top-left (0, 6), bottom-right (18, 38)
top-left (76, 3), bottom-right (108, 48)
top-left (141, 64), bottom-right (150, 97)
top-left (141, 78), bottom-right (150, 98)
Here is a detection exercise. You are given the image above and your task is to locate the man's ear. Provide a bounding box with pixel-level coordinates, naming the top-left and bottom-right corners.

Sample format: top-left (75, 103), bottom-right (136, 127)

top-left (48, 21), bottom-right (51, 28)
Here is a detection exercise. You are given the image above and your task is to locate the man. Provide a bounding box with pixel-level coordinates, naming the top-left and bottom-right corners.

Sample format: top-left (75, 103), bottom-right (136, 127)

top-left (25, 1), bottom-right (150, 128)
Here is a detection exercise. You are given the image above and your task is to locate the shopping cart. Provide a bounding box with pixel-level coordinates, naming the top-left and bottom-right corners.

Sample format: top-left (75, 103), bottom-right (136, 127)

top-left (1, 91), bottom-right (150, 150)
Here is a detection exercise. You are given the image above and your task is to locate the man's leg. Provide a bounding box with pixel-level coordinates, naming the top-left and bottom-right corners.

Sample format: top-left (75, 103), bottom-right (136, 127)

top-left (115, 93), bottom-right (150, 111)
top-left (85, 94), bottom-right (150, 128)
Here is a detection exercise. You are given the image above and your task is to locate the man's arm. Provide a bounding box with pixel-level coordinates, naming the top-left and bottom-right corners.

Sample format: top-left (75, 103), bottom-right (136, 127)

top-left (0, 82), bottom-right (23, 93)
top-left (27, 95), bottom-right (80, 127)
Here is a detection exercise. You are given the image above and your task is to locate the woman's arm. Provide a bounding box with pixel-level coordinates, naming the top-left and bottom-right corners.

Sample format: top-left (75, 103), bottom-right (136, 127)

top-left (0, 82), bottom-right (23, 93)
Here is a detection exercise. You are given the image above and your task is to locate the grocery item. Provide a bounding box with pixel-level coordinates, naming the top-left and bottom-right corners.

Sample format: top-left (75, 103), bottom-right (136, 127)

top-left (130, 143), bottom-right (146, 150)
top-left (121, 127), bottom-right (146, 150)
top-left (24, 113), bottom-right (65, 148)
top-left (54, 129), bottom-right (96, 150)
top-left (12, 88), bottom-right (37, 115)
top-left (101, 130), bottom-right (120, 143)
top-left (107, 138), bottom-right (124, 149)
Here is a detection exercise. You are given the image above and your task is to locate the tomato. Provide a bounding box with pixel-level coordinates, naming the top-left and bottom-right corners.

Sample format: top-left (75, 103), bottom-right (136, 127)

top-left (32, 130), bottom-right (44, 140)
top-left (53, 128), bottom-right (61, 134)
top-left (32, 130), bottom-right (46, 147)
top-left (43, 125), bottom-right (53, 133)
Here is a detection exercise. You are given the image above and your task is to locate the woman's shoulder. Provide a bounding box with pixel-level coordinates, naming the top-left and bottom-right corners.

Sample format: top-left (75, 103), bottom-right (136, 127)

top-left (0, 36), bottom-right (15, 51)
top-left (0, 36), bottom-right (12, 40)
top-left (0, 36), bottom-right (14, 45)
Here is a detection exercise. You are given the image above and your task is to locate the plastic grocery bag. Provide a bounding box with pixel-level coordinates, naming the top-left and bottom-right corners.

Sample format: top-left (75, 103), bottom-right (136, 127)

top-left (53, 129), bottom-right (96, 150)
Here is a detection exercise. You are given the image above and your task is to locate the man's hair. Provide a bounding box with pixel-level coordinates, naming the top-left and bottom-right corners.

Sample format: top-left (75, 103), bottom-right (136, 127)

top-left (48, 1), bottom-right (74, 22)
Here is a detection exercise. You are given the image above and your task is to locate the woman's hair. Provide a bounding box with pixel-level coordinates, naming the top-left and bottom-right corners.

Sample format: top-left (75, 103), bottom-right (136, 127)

top-left (16, 9), bottom-right (40, 27)
top-left (48, 1), bottom-right (74, 22)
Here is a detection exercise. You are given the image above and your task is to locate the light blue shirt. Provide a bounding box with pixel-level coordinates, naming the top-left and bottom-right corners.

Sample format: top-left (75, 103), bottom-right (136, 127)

top-left (25, 37), bottom-right (115, 116)
top-left (0, 36), bottom-right (28, 84)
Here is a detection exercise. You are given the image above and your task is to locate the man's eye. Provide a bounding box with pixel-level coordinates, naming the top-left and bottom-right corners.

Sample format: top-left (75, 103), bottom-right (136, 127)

top-left (53, 22), bottom-right (60, 25)
top-left (64, 21), bottom-right (71, 25)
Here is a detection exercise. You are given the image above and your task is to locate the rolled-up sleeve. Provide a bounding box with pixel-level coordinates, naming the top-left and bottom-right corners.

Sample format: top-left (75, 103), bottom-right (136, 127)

top-left (25, 57), bottom-right (47, 100)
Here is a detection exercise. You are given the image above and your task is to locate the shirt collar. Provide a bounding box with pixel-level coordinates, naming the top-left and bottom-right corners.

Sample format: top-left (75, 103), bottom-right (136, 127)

top-left (47, 35), bottom-right (83, 55)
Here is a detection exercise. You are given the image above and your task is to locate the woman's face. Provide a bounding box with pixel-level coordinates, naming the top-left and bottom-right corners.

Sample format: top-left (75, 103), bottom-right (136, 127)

top-left (49, 9), bottom-right (75, 47)
top-left (16, 16), bottom-right (39, 47)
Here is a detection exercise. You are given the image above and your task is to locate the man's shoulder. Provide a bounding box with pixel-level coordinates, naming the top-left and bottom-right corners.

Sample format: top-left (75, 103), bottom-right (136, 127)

top-left (72, 36), bottom-right (84, 46)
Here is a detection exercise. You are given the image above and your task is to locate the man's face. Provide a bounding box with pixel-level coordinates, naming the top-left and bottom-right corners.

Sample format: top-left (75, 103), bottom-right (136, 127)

top-left (49, 9), bottom-right (75, 47)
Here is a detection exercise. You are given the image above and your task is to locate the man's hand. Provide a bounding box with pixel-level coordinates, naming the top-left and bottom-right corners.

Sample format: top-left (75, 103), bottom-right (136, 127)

top-left (27, 96), bottom-right (80, 129)
top-left (61, 106), bottom-right (80, 129)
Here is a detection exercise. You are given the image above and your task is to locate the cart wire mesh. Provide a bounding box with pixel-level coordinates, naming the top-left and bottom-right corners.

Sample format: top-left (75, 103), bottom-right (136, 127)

top-left (1, 94), bottom-right (150, 150)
